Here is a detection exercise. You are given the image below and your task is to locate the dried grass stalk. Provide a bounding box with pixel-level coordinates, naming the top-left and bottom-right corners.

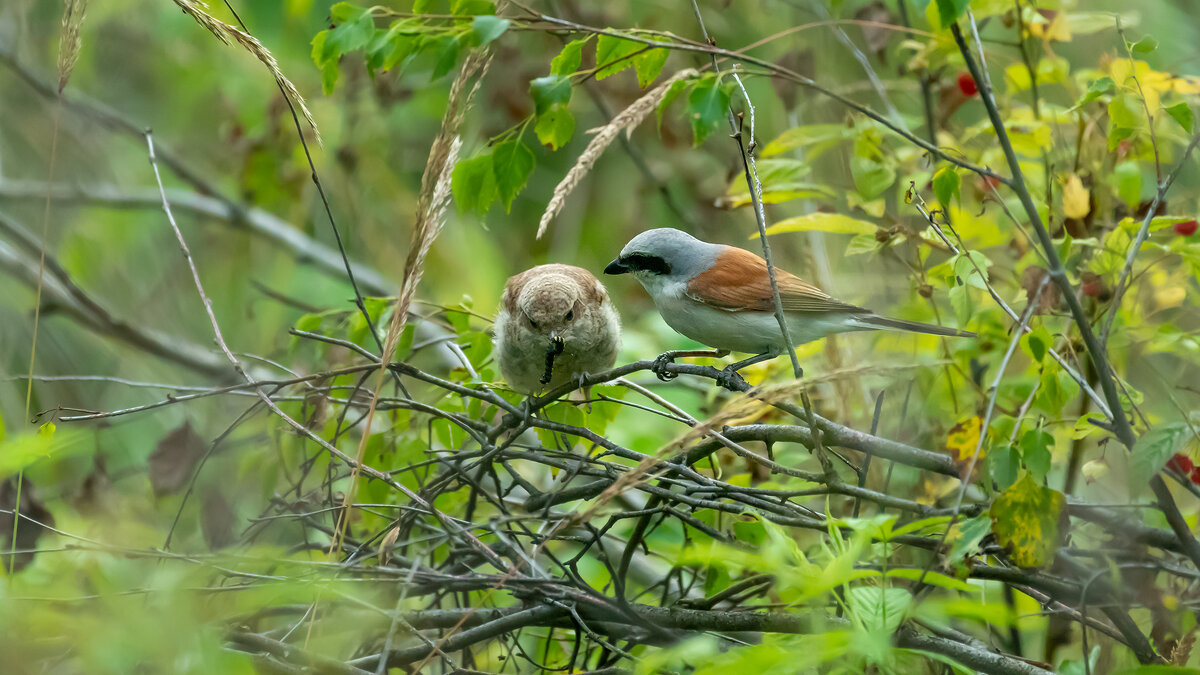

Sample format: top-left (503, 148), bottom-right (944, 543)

top-left (388, 49), bottom-right (491, 354)
top-left (172, 0), bottom-right (321, 145)
top-left (536, 68), bottom-right (697, 240)
top-left (57, 0), bottom-right (88, 92)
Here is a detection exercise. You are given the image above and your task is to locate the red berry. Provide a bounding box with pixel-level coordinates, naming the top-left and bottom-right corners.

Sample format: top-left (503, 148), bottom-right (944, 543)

top-left (1080, 272), bottom-right (1104, 299)
top-left (957, 72), bottom-right (978, 97)
top-left (1167, 453), bottom-right (1194, 475)
top-left (1174, 219), bottom-right (1198, 236)
top-left (1190, 466), bottom-right (1200, 485)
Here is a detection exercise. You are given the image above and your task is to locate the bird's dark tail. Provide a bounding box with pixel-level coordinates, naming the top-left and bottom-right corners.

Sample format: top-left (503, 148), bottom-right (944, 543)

top-left (850, 314), bottom-right (976, 338)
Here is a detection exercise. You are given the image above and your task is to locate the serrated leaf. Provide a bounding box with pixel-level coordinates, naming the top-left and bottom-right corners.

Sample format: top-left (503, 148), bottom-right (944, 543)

top-left (933, 166), bottom-right (960, 206)
top-left (989, 473), bottom-right (1065, 567)
top-left (847, 587), bottom-right (911, 633)
top-left (1165, 101), bottom-right (1194, 133)
top-left (760, 213), bottom-right (876, 236)
top-left (491, 139), bottom-right (535, 212)
top-left (451, 152), bottom-right (496, 215)
top-left (325, 5), bottom-right (376, 57)
top-left (551, 38), bottom-right (587, 75)
top-left (633, 45), bottom-right (668, 87)
top-left (470, 15), bottom-right (509, 46)
top-left (1129, 422), bottom-right (1190, 490)
top-left (594, 34), bottom-right (641, 80)
top-left (686, 76), bottom-right (730, 146)
top-left (952, 251), bottom-right (993, 290)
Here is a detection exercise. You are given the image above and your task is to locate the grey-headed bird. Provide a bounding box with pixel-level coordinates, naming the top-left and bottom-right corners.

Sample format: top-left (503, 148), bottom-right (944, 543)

top-left (604, 228), bottom-right (973, 387)
top-left (494, 264), bottom-right (621, 395)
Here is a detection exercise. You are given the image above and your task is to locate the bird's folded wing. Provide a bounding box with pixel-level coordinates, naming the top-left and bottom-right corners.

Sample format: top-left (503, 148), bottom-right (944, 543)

top-left (685, 246), bottom-right (866, 314)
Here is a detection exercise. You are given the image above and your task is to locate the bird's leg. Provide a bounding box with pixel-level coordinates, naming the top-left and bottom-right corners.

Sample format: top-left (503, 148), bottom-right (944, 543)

top-left (651, 349), bottom-right (730, 382)
top-left (715, 352), bottom-right (780, 391)
top-left (573, 372), bottom-right (594, 413)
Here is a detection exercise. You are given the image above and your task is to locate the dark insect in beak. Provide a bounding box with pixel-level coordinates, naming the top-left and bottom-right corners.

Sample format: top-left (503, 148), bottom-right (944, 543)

top-left (541, 336), bottom-right (566, 385)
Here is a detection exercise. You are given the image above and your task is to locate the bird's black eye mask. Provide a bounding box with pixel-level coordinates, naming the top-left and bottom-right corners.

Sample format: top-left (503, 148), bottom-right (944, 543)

top-left (605, 253), bottom-right (671, 276)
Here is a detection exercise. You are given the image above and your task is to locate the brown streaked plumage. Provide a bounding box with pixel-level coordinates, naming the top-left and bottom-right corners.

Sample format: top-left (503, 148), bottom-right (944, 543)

top-left (494, 264), bottom-right (621, 394)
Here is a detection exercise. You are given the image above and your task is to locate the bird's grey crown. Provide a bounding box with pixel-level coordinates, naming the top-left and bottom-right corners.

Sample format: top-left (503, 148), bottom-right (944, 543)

top-left (618, 228), bottom-right (722, 279)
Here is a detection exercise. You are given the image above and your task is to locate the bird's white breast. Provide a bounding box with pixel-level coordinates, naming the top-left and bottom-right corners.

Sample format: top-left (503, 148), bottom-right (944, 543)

top-left (649, 281), bottom-right (857, 355)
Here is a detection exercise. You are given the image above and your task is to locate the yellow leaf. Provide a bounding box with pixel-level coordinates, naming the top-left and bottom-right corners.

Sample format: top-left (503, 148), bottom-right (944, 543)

top-left (1062, 173), bottom-right (1090, 219)
top-left (946, 416), bottom-right (983, 462)
top-left (758, 213), bottom-right (878, 237)
top-left (1027, 10), bottom-right (1071, 43)
top-left (1081, 458), bottom-right (1109, 484)
top-left (989, 473), bottom-right (1065, 567)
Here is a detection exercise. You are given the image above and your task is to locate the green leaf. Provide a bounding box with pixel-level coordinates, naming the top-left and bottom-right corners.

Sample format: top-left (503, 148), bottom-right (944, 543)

top-left (989, 473), bottom-right (1065, 567)
top-left (430, 35), bottom-right (463, 79)
top-left (534, 105), bottom-right (575, 150)
top-left (529, 75), bottom-right (572, 114)
top-left (952, 251), bottom-right (993, 290)
top-left (988, 444), bottom-right (1020, 490)
top-left (760, 213), bottom-right (877, 236)
top-left (551, 38), bottom-right (587, 75)
top-left (948, 284), bottom-right (971, 326)
top-left (1130, 35), bottom-right (1158, 54)
top-left (1108, 93), bottom-right (1144, 149)
top-left (946, 514), bottom-right (991, 562)
top-left (450, 0), bottom-right (495, 13)
top-left (1111, 160), bottom-right (1143, 208)
top-left (850, 155), bottom-right (895, 200)
top-left (1075, 76), bottom-right (1114, 107)
top-left (932, 167), bottom-right (961, 206)
top-left (451, 153), bottom-right (496, 215)
top-left (470, 15), bottom-right (509, 46)
top-left (844, 233), bottom-right (879, 257)
top-left (847, 587), bottom-right (912, 633)
top-left (325, 4), bottom-right (376, 57)
top-left (594, 34), bottom-right (641, 80)
top-left (633, 45), bottom-right (668, 87)
top-left (1165, 101), bottom-right (1194, 133)
top-left (1129, 422), bottom-right (1190, 490)
top-left (1021, 324), bottom-right (1052, 363)
top-left (0, 425), bottom-right (86, 480)
top-left (935, 0), bottom-right (970, 27)
top-left (657, 77), bottom-right (692, 130)
top-left (321, 60), bottom-right (339, 95)
top-left (1020, 429), bottom-right (1054, 482)
top-left (491, 139), bottom-right (535, 212)
top-left (760, 123), bottom-right (855, 158)
top-left (686, 76), bottom-right (730, 146)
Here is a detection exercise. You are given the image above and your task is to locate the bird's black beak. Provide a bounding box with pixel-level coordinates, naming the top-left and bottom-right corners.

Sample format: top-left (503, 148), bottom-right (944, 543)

top-left (604, 258), bottom-right (629, 275)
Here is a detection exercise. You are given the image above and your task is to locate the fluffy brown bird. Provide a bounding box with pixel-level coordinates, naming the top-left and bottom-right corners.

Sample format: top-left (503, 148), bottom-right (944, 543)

top-left (494, 264), bottom-right (621, 394)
